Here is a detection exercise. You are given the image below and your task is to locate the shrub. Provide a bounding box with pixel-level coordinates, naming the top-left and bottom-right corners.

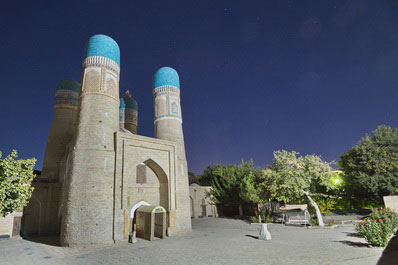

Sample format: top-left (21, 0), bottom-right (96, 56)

top-left (260, 211), bottom-right (273, 223)
top-left (310, 216), bottom-right (319, 226)
top-left (355, 207), bottom-right (398, 247)
top-left (316, 197), bottom-right (337, 215)
top-left (250, 211), bottom-right (273, 223)
top-left (250, 216), bottom-right (259, 223)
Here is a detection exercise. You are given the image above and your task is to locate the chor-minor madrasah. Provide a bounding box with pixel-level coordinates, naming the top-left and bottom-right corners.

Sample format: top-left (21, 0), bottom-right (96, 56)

top-left (22, 34), bottom-right (193, 245)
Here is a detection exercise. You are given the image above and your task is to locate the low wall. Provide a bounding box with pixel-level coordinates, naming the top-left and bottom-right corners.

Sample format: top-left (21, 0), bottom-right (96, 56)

top-left (0, 212), bottom-right (22, 238)
top-left (384, 196), bottom-right (398, 212)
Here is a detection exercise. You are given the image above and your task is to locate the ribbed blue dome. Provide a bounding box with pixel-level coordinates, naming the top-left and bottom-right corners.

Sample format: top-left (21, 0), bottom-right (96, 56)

top-left (56, 78), bottom-right (81, 93)
top-left (119, 98), bottom-right (126, 109)
top-left (123, 96), bottom-right (138, 111)
top-left (153, 67), bottom-right (180, 89)
top-left (84, 34), bottom-right (120, 66)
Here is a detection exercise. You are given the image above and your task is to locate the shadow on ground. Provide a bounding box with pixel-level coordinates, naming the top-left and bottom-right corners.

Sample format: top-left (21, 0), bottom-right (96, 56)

top-left (333, 240), bottom-right (371, 248)
top-left (343, 232), bottom-right (362, 238)
top-left (23, 236), bottom-right (61, 247)
top-left (376, 235), bottom-right (398, 265)
top-left (245, 235), bottom-right (259, 239)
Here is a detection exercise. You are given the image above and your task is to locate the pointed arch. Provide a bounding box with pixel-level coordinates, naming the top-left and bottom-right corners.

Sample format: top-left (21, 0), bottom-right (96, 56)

top-left (142, 159), bottom-right (168, 184)
top-left (135, 158), bottom-right (169, 211)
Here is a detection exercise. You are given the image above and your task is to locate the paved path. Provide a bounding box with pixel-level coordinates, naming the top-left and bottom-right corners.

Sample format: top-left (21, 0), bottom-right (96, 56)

top-left (0, 218), bottom-right (390, 265)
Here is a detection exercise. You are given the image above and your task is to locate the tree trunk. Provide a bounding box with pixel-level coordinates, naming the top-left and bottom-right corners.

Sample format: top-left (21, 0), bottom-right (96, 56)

top-left (238, 204), bottom-right (243, 217)
top-left (304, 191), bottom-right (324, 227)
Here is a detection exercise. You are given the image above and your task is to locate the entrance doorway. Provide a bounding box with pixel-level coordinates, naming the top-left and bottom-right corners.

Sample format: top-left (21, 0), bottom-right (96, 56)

top-left (136, 205), bottom-right (166, 240)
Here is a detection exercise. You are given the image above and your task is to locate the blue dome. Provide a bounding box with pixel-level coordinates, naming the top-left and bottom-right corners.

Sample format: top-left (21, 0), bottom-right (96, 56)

top-left (123, 96), bottom-right (138, 111)
top-left (119, 98), bottom-right (126, 109)
top-left (84, 34), bottom-right (120, 66)
top-left (153, 67), bottom-right (180, 89)
top-left (56, 78), bottom-right (81, 93)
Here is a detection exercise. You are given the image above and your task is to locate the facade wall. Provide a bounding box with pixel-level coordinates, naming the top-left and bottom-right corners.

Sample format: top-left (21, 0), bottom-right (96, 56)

top-left (189, 184), bottom-right (218, 219)
top-left (113, 132), bottom-right (181, 241)
top-left (22, 181), bottom-right (61, 236)
top-left (0, 212), bottom-right (22, 238)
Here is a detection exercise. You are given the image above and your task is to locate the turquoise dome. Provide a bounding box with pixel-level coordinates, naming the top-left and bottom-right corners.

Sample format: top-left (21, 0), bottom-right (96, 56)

top-left (153, 67), bottom-right (180, 89)
top-left (84, 34), bottom-right (120, 66)
top-left (56, 78), bottom-right (81, 93)
top-left (119, 98), bottom-right (126, 109)
top-left (123, 96), bottom-right (138, 111)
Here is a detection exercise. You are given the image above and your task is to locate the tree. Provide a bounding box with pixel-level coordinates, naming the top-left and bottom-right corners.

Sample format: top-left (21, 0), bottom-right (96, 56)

top-left (0, 150), bottom-right (36, 217)
top-left (199, 161), bottom-right (261, 216)
top-left (260, 150), bottom-right (336, 226)
top-left (339, 125), bottom-right (398, 203)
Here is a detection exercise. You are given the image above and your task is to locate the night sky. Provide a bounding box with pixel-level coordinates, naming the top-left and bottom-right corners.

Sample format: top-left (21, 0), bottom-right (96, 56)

top-left (1, 1), bottom-right (398, 174)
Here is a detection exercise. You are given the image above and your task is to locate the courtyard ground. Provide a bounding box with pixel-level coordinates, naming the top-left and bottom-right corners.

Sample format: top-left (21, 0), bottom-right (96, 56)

top-left (0, 218), bottom-right (396, 265)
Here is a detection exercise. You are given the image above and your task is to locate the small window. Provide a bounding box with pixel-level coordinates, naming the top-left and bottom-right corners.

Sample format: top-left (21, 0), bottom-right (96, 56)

top-left (136, 164), bottom-right (147, 184)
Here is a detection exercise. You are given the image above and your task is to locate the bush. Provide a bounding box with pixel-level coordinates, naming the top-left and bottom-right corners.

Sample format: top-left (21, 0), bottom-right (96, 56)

top-left (250, 211), bottom-right (273, 223)
top-left (316, 197), bottom-right (337, 215)
top-left (260, 211), bottom-right (273, 223)
top-left (355, 207), bottom-right (398, 247)
top-left (310, 216), bottom-right (319, 226)
top-left (250, 216), bottom-right (259, 223)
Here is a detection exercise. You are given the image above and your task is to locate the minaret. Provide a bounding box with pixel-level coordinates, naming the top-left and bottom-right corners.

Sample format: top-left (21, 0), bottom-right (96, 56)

top-left (40, 79), bottom-right (80, 235)
top-left (119, 97), bottom-right (126, 130)
top-left (42, 78), bottom-right (80, 180)
top-left (122, 91), bottom-right (138, 134)
top-left (61, 34), bottom-right (120, 245)
top-left (153, 67), bottom-right (191, 233)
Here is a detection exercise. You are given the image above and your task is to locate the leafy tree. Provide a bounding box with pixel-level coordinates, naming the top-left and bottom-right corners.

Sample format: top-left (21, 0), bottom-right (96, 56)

top-left (199, 161), bottom-right (261, 216)
top-left (339, 125), bottom-right (398, 203)
top-left (0, 150), bottom-right (36, 217)
top-left (260, 150), bottom-right (337, 226)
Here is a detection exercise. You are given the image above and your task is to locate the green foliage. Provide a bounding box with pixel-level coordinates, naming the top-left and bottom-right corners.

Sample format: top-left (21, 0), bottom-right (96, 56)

top-left (310, 216), bottom-right (319, 226)
top-left (199, 160), bottom-right (261, 204)
top-left (355, 207), bottom-right (398, 247)
top-left (315, 197), bottom-right (337, 215)
top-left (0, 150), bottom-right (36, 217)
top-left (249, 211), bottom-right (272, 223)
top-left (199, 151), bottom-right (338, 220)
top-left (260, 211), bottom-right (273, 223)
top-left (340, 125), bottom-right (398, 203)
top-left (260, 150), bottom-right (337, 204)
top-left (250, 216), bottom-right (259, 223)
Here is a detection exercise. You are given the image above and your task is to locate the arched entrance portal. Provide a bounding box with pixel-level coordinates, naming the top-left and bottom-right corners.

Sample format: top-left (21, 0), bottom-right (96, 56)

top-left (141, 159), bottom-right (169, 211)
top-left (126, 159), bottom-right (170, 240)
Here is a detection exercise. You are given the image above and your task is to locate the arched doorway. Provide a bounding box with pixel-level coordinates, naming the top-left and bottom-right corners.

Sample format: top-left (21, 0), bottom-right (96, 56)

top-left (141, 159), bottom-right (169, 210)
top-left (126, 159), bottom-right (169, 239)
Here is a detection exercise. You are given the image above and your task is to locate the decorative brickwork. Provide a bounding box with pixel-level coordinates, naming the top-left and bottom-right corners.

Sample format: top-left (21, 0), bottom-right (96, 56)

top-left (81, 56), bottom-right (120, 101)
top-left (153, 85), bottom-right (182, 123)
top-left (54, 89), bottom-right (79, 109)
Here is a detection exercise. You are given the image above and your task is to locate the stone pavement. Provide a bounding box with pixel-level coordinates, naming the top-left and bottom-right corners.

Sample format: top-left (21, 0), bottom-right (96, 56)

top-left (0, 218), bottom-right (391, 265)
